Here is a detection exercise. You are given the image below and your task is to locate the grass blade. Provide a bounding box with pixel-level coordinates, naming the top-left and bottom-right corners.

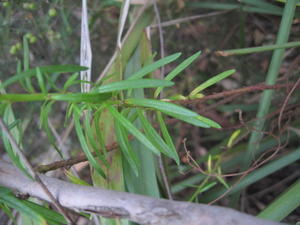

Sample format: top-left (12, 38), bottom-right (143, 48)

top-left (257, 179), bottom-right (300, 221)
top-left (244, 0), bottom-right (297, 167)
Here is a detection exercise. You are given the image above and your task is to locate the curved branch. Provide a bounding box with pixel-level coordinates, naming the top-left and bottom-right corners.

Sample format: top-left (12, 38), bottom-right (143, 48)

top-left (0, 160), bottom-right (285, 225)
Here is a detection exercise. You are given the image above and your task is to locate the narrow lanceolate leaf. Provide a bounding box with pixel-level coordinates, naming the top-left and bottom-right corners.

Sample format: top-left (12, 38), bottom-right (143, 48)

top-left (23, 35), bottom-right (35, 93)
top-left (0, 194), bottom-right (46, 225)
top-left (189, 69), bottom-right (236, 96)
top-left (156, 111), bottom-right (179, 165)
top-left (94, 79), bottom-right (174, 93)
top-left (163, 111), bottom-right (208, 128)
top-left (106, 104), bottom-right (160, 155)
top-left (23, 200), bottom-right (67, 224)
top-left (2, 105), bottom-right (29, 177)
top-left (63, 73), bottom-right (79, 91)
top-left (125, 98), bottom-right (199, 117)
top-left (115, 119), bottom-right (139, 176)
top-left (137, 109), bottom-right (179, 163)
top-left (73, 108), bottom-right (106, 178)
top-left (154, 51), bottom-right (201, 98)
top-left (128, 52), bottom-right (182, 80)
top-left (40, 101), bottom-right (63, 158)
top-left (83, 110), bottom-right (108, 168)
top-left (0, 92), bottom-right (112, 103)
top-left (52, 92), bottom-right (112, 103)
top-left (1, 65), bottom-right (88, 89)
top-left (125, 98), bottom-right (221, 128)
top-left (36, 68), bottom-right (47, 93)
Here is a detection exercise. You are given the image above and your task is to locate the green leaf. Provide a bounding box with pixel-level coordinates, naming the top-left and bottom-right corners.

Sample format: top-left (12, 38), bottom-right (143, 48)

top-left (137, 109), bottom-right (179, 163)
top-left (0, 202), bottom-right (15, 224)
top-left (63, 73), bottom-right (80, 91)
top-left (128, 52), bottom-right (182, 80)
top-left (106, 104), bottom-right (160, 155)
top-left (258, 179), bottom-right (300, 221)
top-left (40, 101), bottom-right (63, 158)
top-left (189, 69), bottom-right (236, 96)
top-left (23, 200), bottom-right (67, 224)
top-left (73, 107), bottom-right (106, 178)
top-left (2, 105), bottom-right (30, 178)
top-left (0, 92), bottom-right (112, 103)
top-left (125, 98), bottom-right (221, 128)
top-left (0, 194), bottom-right (46, 224)
top-left (23, 35), bottom-right (35, 93)
top-left (65, 170), bottom-right (91, 186)
top-left (83, 110), bottom-right (108, 167)
top-left (52, 92), bottom-right (112, 103)
top-left (36, 67), bottom-right (47, 93)
top-left (156, 111), bottom-right (179, 164)
top-left (94, 79), bottom-right (174, 93)
top-left (1, 65), bottom-right (88, 89)
top-left (154, 51), bottom-right (201, 98)
top-left (0, 187), bottom-right (11, 197)
top-left (227, 129), bottom-right (241, 148)
top-left (165, 111), bottom-right (221, 128)
top-left (115, 118), bottom-right (140, 176)
top-left (125, 98), bottom-right (199, 117)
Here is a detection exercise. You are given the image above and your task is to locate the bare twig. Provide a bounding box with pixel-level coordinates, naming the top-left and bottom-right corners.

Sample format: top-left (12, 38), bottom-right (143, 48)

top-left (171, 83), bottom-right (299, 105)
top-left (0, 160), bottom-right (285, 225)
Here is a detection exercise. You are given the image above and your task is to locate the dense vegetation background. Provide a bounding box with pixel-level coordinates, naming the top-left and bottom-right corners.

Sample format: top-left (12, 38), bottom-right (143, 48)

top-left (0, 0), bottom-right (299, 225)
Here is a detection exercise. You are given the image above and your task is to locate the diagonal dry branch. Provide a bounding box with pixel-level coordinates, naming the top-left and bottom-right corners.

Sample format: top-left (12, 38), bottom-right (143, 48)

top-left (0, 160), bottom-right (285, 225)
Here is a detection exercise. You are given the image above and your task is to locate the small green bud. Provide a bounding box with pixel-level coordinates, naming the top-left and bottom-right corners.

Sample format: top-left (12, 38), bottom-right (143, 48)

top-left (9, 46), bottom-right (17, 55)
top-left (29, 36), bottom-right (37, 43)
top-left (15, 42), bottom-right (22, 50)
top-left (23, 3), bottom-right (36, 10)
top-left (25, 33), bottom-right (37, 43)
top-left (48, 8), bottom-right (57, 17)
